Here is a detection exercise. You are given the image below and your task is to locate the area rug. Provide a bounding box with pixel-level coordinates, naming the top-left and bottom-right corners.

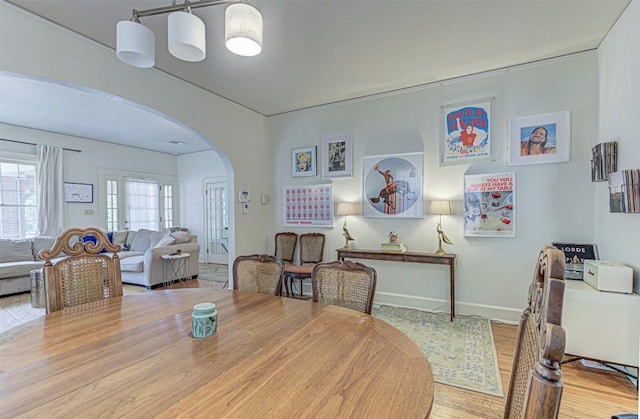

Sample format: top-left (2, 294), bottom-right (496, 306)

top-left (198, 263), bottom-right (228, 284)
top-left (373, 305), bottom-right (504, 397)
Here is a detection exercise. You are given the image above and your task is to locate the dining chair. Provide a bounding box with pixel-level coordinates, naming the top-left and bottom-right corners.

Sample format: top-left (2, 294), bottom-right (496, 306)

top-left (311, 260), bottom-right (377, 314)
top-left (39, 227), bottom-right (124, 314)
top-left (503, 245), bottom-right (566, 419)
top-left (284, 232), bottom-right (325, 298)
top-left (232, 254), bottom-right (284, 296)
top-left (275, 232), bottom-right (298, 263)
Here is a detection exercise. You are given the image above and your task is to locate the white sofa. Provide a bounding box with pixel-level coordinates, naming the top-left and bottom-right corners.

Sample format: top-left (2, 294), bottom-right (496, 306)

top-left (0, 229), bottom-right (200, 295)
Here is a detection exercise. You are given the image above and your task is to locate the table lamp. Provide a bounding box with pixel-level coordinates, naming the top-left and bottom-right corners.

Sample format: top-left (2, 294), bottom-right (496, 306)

top-left (336, 202), bottom-right (360, 249)
top-left (429, 200), bottom-right (453, 255)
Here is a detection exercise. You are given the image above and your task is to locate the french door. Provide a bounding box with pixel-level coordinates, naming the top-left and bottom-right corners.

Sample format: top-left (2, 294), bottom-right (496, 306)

top-left (204, 179), bottom-right (228, 264)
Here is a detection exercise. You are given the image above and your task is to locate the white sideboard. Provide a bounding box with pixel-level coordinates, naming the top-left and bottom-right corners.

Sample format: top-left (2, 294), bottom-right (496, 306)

top-left (563, 280), bottom-right (640, 367)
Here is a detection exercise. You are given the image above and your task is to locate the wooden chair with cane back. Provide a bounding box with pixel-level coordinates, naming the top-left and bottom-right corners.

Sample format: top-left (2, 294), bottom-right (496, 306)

top-left (275, 232), bottom-right (298, 264)
top-left (232, 254), bottom-right (284, 296)
top-left (311, 260), bottom-right (377, 315)
top-left (284, 232), bottom-right (325, 298)
top-left (39, 227), bottom-right (123, 314)
top-left (503, 245), bottom-right (566, 419)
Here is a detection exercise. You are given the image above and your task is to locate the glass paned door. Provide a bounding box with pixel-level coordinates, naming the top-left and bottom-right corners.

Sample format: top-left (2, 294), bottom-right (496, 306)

top-left (124, 179), bottom-right (160, 231)
top-left (205, 181), bottom-right (228, 264)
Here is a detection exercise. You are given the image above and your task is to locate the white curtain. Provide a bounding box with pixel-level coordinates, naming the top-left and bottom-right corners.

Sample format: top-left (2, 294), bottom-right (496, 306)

top-left (36, 145), bottom-right (65, 236)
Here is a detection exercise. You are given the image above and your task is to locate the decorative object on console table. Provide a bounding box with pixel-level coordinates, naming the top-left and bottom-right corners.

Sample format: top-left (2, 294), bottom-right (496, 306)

top-left (429, 200), bottom-right (453, 255)
top-left (336, 202), bottom-right (359, 249)
top-left (380, 233), bottom-right (406, 253)
top-left (591, 141), bottom-right (617, 182)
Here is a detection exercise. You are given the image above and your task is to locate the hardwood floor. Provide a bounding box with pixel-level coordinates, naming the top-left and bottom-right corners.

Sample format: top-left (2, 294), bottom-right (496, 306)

top-left (132, 280), bottom-right (639, 418)
top-left (432, 322), bottom-right (638, 419)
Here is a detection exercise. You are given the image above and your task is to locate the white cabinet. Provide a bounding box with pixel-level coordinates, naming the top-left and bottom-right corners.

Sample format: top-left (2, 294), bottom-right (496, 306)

top-left (563, 280), bottom-right (640, 367)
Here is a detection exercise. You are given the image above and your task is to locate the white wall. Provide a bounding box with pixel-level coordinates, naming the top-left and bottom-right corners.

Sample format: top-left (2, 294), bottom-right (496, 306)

top-left (0, 123), bottom-right (177, 229)
top-left (269, 54), bottom-right (599, 321)
top-left (177, 150), bottom-right (226, 262)
top-left (0, 3), bottom-right (270, 261)
top-left (597, 0), bottom-right (640, 292)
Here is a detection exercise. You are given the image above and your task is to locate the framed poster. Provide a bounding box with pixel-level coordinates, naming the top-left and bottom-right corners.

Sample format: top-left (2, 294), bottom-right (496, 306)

top-left (362, 152), bottom-right (423, 218)
top-left (64, 182), bottom-right (93, 203)
top-left (321, 133), bottom-right (353, 178)
top-left (283, 184), bottom-right (334, 227)
top-left (463, 173), bottom-right (515, 237)
top-left (291, 146), bottom-right (317, 177)
top-left (441, 99), bottom-right (491, 164)
top-left (508, 111), bottom-right (570, 166)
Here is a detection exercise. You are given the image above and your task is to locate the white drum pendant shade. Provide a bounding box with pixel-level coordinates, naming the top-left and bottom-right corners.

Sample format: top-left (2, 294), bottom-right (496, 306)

top-left (225, 3), bottom-right (262, 57)
top-left (116, 20), bottom-right (155, 68)
top-left (168, 11), bottom-right (206, 62)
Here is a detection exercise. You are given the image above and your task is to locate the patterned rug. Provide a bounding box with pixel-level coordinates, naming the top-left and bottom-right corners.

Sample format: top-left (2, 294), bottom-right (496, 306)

top-left (373, 305), bottom-right (504, 397)
top-left (198, 263), bottom-right (229, 284)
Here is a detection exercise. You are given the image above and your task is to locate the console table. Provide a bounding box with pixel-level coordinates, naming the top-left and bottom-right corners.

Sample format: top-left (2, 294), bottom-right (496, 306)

top-left (336, 249), bottom-right (457, 321)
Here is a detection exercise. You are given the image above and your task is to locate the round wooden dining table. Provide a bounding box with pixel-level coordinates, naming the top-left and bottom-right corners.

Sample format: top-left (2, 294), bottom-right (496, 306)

top-left (1, 288), bottom-right (434, 418)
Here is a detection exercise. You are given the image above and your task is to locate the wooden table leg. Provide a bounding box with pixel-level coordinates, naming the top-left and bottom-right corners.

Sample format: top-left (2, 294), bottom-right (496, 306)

top-left (450, 260), bottom-right (455, 321)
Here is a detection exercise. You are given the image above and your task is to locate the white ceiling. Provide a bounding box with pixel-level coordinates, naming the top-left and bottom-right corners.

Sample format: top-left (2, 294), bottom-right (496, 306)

top-left (0, 0), bottom-right (631, 155)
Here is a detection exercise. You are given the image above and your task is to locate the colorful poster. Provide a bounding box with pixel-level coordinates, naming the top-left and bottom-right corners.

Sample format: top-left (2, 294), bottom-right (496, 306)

top-left (442, 101), bottom-right (491, 163)
top-left (283, 184), bottom-right (333, 227)
top-left (362, 152), bottom-right (424, 218)
top-left (463, 173), bottom-right (515, 237)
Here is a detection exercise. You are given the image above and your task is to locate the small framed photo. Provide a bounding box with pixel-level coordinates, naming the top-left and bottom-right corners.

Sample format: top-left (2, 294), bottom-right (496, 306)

top-left (508, 111), bottom-right (570, 166)
top-left (291, 146), bottom-right (317, 177)
top-left (321, 133), bottom-right (353, 178)
top-left (64, 182), bottom-right (93, 203)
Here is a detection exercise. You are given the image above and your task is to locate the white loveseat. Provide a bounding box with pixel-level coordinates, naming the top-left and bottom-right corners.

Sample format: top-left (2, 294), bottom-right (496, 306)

top-left (0, 229), bottom-right (200, 296)
top-left (114, 229), bottom-right (200, 288)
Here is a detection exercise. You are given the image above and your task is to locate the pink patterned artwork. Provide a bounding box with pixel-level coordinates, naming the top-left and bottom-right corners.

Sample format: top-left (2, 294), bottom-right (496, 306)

top-left (283, 184), bottom-right (334, 227)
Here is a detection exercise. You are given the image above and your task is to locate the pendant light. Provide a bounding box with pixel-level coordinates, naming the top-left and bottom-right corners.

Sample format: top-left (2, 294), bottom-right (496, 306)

top-left (225, 3), bottom-right (263, 57)
top-left (168, 10), bottom-right (206, 62)
top-left (116, 19), bottom-right (155, 68)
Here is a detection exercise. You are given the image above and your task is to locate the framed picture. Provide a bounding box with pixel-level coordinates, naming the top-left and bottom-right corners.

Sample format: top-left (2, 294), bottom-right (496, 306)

top-left (283, 184), bottom-right (334, 227)
top-left (441, 99), bottom-right (491, 164)
top-left (321, 133), bottom-right (353, 178)
top-left (64, 182), bottom-right (93, 203)
top-left (362, 152), bottom-right (424, 218)
top-left (463, 173), bottom-right (515, 237)
top-left (508, 111), bottom-right (570, 166)
top-left (291, 146), bottom-right (317, 177)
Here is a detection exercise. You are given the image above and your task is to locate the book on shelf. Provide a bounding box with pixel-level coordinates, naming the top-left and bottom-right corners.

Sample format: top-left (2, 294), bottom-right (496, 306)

top-left (380, 242), bottom-right (407, 253)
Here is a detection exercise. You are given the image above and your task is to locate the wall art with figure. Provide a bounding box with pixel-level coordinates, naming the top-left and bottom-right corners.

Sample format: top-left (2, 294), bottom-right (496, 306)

top-left (362, 152), bottom-right (423, 218)
top-left (442, 100), bottom-right (491, 164)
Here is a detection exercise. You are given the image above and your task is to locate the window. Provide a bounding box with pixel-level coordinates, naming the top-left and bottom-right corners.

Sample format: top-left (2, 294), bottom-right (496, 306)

top-left (0, 160), bottom-right (37, 238)
top-left (100, 169), bottom-right (177, 233)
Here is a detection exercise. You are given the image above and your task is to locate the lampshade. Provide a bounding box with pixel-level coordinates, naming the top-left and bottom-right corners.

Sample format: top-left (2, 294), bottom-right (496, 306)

top-left (225, 3), bottom-right (263, 57)
top-left (429, 200), bottom-right (452, 216)
top-left (116, 20), bottom-right (155, 68)
top-left (336, 202), bottom-right (360, 216)
top-left (168, 11), bottom-right (206, 62)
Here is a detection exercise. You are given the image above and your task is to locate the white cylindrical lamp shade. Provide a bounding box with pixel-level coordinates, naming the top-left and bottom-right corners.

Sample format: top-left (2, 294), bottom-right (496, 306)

top-left (225, 3), bottom-right (263, 57)
top-left (116, 20), bottom-right (155, 68)
top-left (336, 202), bottom-right (360, 216)
top-left (168, 11), bottom-right (206, 62)
top-left (429, 200), bottom-right (452, 215)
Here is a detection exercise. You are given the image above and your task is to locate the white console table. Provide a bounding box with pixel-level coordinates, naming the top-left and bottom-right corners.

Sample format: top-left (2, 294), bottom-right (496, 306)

top-left (563, 280), bottom-right (640, 367)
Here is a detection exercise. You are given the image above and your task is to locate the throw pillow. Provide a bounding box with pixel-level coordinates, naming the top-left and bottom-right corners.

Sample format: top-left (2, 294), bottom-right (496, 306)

top-left (130, 229), bottom-right (154, 252)
top-left (0, 239), bottom-right (33, 263)
top-left (112, 230), bottom-right (128, 246)
top-left (170, 231), bottom-right (191, 244)
top-left (153, 234), bottom-right (175, 248)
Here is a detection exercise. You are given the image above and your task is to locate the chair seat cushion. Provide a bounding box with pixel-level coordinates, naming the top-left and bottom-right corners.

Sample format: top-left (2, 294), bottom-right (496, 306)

top-left (284, 264), bottom-right (315, 276)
